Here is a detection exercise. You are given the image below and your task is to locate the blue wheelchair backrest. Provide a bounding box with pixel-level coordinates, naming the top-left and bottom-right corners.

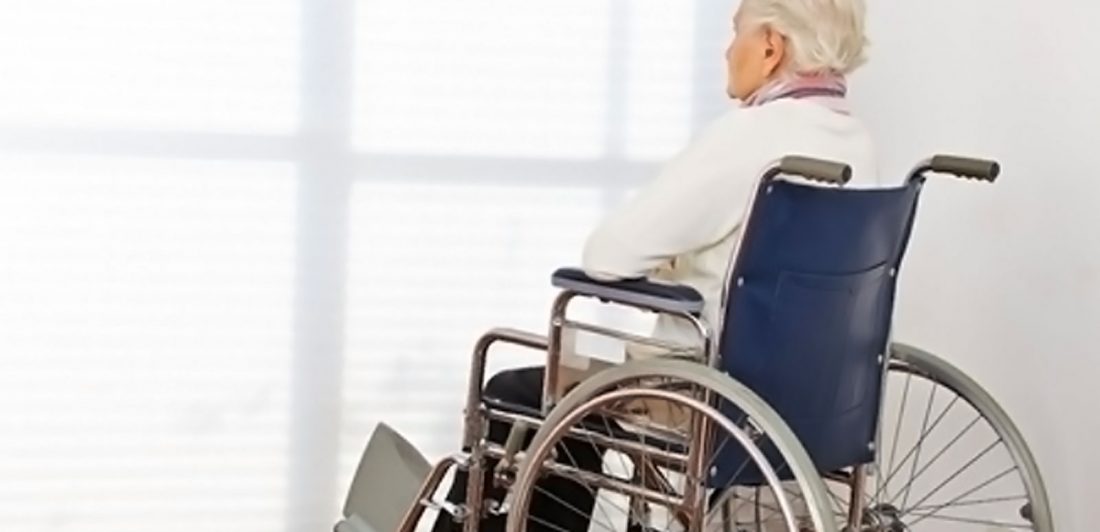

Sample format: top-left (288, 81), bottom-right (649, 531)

top-left (715, 173), bottom-right (922, 481)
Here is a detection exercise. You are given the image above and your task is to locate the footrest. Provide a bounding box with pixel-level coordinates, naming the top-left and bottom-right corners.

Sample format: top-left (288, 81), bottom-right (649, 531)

top-left (340, 423), bottom-right (432, 532)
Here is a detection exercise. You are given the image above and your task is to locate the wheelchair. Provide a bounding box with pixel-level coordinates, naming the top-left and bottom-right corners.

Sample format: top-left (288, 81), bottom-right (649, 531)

top-left (337, 155), bottom-right (1053, 532)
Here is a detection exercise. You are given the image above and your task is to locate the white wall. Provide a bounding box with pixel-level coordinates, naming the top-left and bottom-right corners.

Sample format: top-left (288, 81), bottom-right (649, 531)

top-left (854, 1), bottom-right (1100, 529)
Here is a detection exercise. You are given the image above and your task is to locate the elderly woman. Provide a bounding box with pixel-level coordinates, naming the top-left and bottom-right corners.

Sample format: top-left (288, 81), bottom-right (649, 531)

top-left (435, 1), bottom-right (877, 530)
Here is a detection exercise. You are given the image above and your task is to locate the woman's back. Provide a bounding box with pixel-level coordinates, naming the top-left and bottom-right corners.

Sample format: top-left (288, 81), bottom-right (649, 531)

top-left (584, 97), bottom-right (883, 357)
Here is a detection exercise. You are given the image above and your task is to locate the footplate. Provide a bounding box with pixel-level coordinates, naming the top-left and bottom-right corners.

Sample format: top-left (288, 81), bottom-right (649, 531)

top-left (337, 423), bottom-right (432, 532)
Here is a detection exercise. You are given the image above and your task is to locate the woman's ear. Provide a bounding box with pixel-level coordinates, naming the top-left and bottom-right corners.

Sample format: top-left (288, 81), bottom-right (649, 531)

top-left (762, 27), bottom-right (786, 76)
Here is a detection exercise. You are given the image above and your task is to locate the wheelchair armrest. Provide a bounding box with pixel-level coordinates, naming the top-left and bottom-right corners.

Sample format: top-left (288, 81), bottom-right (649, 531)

top-left (476, 327), bottom-right (549, 352)
top-left (551, 267), bottom-right (704, 316)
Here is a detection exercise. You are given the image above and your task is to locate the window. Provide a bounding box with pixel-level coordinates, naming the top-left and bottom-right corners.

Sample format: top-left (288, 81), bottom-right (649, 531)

top-left (341, 182), bottom-right (603, 462)
top-left (0, 2), bottom-right (726, 530)
top-left (353, 2), bottom-right (613, 158)
top-left (0, 0), bottom-right (300, 133)
top-left (0, 156), bottom-right (296, 532)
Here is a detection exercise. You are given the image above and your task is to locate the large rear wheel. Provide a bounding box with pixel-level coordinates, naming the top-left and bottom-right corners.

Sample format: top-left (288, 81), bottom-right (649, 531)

top-left (849, 343), bottom-right (1053, 531)
top-left (505, 359), bottom-right (838, 532)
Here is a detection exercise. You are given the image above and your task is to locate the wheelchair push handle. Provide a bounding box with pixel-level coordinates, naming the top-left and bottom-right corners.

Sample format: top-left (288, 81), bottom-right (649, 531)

top-left (925, 155), bottom-right (1001, 182)
top-left (775, 156), bottom-right (853, 185)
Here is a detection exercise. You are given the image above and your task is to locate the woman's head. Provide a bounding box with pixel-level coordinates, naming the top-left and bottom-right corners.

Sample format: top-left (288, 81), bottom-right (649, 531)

top-left (726, 0), bottom-right (868, 100)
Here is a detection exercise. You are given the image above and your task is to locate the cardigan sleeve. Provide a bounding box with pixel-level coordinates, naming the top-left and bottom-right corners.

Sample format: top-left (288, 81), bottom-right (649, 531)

top-left (582, 109), bottom-right (763, 279)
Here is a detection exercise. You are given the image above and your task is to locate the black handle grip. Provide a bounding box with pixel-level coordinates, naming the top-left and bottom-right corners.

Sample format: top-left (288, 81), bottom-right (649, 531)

top-left (929, 155), bottom-right (1001, 182)
top-left (778, 156), bottom-right (853, 185)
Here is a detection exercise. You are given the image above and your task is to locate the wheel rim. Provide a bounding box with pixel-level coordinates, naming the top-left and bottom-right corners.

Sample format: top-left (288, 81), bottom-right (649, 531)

top-left (854, 344), bottom-right (1053, 531)
top-left (504, 360), bottom-right (838, 532)
top-left (507, 385), bottom-right (801, 532)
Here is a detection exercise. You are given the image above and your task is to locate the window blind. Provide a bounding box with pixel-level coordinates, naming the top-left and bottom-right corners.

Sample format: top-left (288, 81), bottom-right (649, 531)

top-left (0, 1), bottom-right (727, 530)
top-left (0, 0), bottom-right (300, 133)
top-left (0, 156), bottom-right (296, 532)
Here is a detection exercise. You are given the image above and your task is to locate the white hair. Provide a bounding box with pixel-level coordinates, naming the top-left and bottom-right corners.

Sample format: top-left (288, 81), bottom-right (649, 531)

top-left (739, 0), bottom-right (869, 75)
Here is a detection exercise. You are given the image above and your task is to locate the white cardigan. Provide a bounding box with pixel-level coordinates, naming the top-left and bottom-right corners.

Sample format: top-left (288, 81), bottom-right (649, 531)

top-left (582, 98), bottom-right (883, 358)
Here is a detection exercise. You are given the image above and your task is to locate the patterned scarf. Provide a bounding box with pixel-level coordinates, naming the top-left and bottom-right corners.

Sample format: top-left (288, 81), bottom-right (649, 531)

top-left (741, 72), bottom-right (849, 114)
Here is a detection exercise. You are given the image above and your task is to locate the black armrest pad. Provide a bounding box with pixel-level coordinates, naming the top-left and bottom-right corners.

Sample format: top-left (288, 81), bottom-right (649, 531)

top-left (551, 267), bottom-right (704, 316)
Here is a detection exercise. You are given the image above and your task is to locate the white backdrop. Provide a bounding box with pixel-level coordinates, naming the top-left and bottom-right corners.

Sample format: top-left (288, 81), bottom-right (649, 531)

top-left (0, 1), bottom-right (1096, 531)
top-left (856, 1), bottom-right (1100, 530)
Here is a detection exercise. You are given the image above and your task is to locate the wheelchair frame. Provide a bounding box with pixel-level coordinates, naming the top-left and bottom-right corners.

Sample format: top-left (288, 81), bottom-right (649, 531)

top-left (343, 155), bottom-right (1051, 532)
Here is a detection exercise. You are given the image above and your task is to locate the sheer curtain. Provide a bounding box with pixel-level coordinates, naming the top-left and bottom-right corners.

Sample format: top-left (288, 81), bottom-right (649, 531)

top-left (0, 1), bottom-right (731, 531)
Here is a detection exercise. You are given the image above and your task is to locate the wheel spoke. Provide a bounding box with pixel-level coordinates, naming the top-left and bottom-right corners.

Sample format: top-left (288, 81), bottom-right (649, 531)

top-left (526, 512), bottom-right (588, 532)
top-left (601, 413), bottom-right (635, 483)
top-left (875, 394), bottom-right (960, 500)
top-left (905, 461), bottom-right (1015, 524)
top-left (873, 351), bottom-right (1049, 532)
top-left (553, 431), bottom-right (624, 528)
top-left (789, 478), bottom-right (846, 518)
top-left (531, 483), bottom-right (618, 531)
top-left (754, 456), bottom-right (791, 525)
top-left (702, 420), bottom-right (759, 498)
top-left (712, 456), bottom-right (758, 508)
top-left (899, 385), bottom-right (938, 510)
top-left (889, 413), bottom-right (982, 506)
top-left (908, 493), bottom-right (1026, 512)
top-left (884, 372), bottom-right (913, 504)
top-left (717, 486), bottom-right (785, 528)
top-left (509, 370), bottom-right (836, 532)
top-left (904, 509), bottom-right (1032, 529)
top-left (827, 485), bottom-right (848, 516)
top-left (703, 431), bottom-right (736, 481)
top-left (694, 420), bottom-right (795, 531)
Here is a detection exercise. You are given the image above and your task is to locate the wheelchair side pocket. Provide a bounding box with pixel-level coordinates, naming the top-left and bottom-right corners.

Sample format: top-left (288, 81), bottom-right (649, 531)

top-left (768, 263), bottom-right (889, 405)
top-left (760, 263), bottom-right (892, 467)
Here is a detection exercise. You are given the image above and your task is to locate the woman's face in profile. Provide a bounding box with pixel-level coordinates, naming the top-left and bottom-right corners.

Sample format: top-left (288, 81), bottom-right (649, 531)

top-left (725, 8), bottom-right (784, 100)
